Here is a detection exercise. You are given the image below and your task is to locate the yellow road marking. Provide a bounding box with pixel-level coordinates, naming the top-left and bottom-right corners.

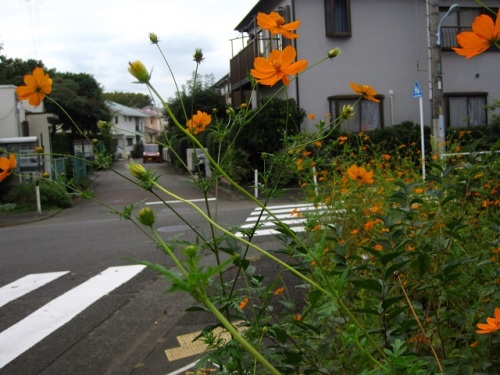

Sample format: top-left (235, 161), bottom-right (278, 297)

top-left (165, 323), bottom-right (247, 361)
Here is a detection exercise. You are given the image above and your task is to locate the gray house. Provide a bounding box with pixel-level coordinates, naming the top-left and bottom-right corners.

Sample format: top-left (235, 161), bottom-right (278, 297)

top-left (230, 0), bottom-right (499, 135)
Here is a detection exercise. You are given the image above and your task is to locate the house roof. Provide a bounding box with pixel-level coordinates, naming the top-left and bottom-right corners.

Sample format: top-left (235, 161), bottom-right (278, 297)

top-left (106, 101), bottom-right (149, 118)
top-left (234, 0), bottom-right (264, 32)
top-left (235, 0), bottom-right (280, 33)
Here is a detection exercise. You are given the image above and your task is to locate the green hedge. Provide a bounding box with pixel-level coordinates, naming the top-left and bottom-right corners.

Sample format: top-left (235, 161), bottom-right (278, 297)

top-left (3, 180), bottom-right (72, 209)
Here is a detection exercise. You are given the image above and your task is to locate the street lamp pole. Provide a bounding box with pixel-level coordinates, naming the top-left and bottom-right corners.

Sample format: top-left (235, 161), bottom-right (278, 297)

top-left (427, 2), bottom-right (459, 157)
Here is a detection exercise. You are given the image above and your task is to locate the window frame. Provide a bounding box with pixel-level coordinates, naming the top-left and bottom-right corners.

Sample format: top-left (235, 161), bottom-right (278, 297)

top-left (325, 0), bottom-right (352, 37)
top-left (328, 95), bottom-right (384, 132)
top-left (444, 92), bottom-right (488, 128)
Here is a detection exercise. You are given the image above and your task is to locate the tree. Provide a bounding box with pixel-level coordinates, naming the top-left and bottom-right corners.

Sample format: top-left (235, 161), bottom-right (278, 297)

top-left (45, 72), bottom-right (110, 134)
top-left (166, 72), bottom-right (225, 126)
top-left (102, 91), bottom-right (152, 108)
top-left (0, 55), bottom-right (110, 154)
top-left (0, 55), bottom-right (53, 86)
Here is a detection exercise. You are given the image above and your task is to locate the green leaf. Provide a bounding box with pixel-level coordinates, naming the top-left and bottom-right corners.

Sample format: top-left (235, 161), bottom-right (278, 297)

top-left (382, 296), bottom-right (405, 311)
top-left (352, 279), bottom-right (383, 295)
top-left (352, 308), bottom-right (380, 316)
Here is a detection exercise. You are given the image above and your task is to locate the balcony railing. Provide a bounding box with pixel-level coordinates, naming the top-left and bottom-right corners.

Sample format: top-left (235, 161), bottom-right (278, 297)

top-left (230, 40), bottom-right (259, 89)
top-left (439, 26), bottom-right (471, 50)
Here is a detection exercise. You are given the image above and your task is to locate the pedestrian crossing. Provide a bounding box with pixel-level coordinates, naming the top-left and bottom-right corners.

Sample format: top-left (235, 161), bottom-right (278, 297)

top-left (236, 203), bottom-right (327, 237)
top-left (0, 265), bottom-right (145, 369)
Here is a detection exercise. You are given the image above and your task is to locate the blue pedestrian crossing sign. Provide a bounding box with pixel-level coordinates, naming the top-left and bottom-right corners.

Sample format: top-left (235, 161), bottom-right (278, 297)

top-left (413, 81), bottom-right (423, 98)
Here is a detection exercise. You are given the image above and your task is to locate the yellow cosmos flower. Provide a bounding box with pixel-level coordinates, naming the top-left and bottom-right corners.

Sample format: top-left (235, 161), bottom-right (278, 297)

top-left (346, 164), bottom-right (374, 185)
top-left (0, 154), bottom-right (17, 182)
top-left (250, 46), bottom-right (307, 86)
top-left (15, 67), bottom-right (53, 107)
top-left (257, 12), bottom-right (301, 40)
top-left (186, 110), bottom-right (211, 135)
top-left (349, 82), bottom-right (380, 103)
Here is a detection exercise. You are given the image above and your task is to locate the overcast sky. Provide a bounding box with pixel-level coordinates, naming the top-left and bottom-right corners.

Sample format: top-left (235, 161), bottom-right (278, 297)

top-left (1, 0), bottom-right (255, 102)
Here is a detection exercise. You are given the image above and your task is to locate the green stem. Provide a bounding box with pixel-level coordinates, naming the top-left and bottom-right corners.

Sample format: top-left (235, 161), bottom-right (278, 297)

top-left (150, 180), bottom-right (328, 294)
top-left (151, 227), bottom-right (189, 279)
top-left (200, 295), bottom-right (280, 375)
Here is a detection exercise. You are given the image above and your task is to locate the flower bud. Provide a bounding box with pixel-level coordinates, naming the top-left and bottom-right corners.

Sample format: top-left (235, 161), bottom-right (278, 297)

top-left (192, 48), bottom-right (205, 64)
top-left (34, 146), bottom-right (43, 154)
top-left (149, 33), bottom-right (159, 44)
top-left (341, 104), bottom-right (355, 120)
top-left (137, 207), bottom-right (155, 226)
top-left (127, 161), bottom-right (148, 180)
top-left (183, 245), bottom-right (198, 258)
top-left (128, 61), bottom-right (150, 84)
top-left (92, 138), bottom-right (99, 145)
top-left (328, 48), bottom-right (341, 59)
top-left (42, 171), bottom-right (50, 178)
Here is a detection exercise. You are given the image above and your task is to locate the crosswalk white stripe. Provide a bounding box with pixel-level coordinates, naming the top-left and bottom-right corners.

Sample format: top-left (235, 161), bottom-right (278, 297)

top-left (245, 213), bottom-right (316, 222)
top-left (236, 203), bottom-right (346, 238)
top-left (0, 265), bottom-right (146, 369)
top-left (240, 218), bottom-right (306, 228)
top-left (249, 204), bottom-right (322, 216)
top-left (0, 271), bottom-right (69, 309)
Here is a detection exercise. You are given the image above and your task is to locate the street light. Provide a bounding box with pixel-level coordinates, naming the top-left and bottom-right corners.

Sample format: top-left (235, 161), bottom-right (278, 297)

top-left (437, 4), bottom-right (460, 46)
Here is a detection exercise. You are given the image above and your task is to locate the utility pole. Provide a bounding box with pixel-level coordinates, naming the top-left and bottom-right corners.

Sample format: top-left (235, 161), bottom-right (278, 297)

top-left (427, 0), bottom-right (446, 156)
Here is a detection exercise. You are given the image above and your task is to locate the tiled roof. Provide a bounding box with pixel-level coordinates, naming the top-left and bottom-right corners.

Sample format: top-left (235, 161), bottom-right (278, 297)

top-left (106, 101), bottom-right (149, 117)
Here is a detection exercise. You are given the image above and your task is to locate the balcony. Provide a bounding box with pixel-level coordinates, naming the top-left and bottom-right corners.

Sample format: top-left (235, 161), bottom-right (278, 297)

top-left (230, 40), bottom-right (259, 90)
top-left (439, 26), bottom-right (471, 50)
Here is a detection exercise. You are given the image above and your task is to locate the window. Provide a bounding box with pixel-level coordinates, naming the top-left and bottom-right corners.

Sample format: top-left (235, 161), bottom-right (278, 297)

top-left (126, 137), bottom-right (134, 146)
top-left (325, 0), bottom-right (351, 36)
top-left (444, 93), bottom-right (487, 127)
top-left (328, 95), bottom-right (384, 132)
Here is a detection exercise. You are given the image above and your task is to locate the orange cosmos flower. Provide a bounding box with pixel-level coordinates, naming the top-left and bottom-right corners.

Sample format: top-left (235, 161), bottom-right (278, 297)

top-left (15, 67), bottom-right (53, 107)
top-left (274, 287), bottom-right (285, 296)
top-left (349, 82), bottom-right (380, 103)
top-left (0, 154), bottom-right (17, 182)
top-left (256, 12), bottom-right (300, 40)
top-left (476, 307), bottom-right (500, 334)
top-left (453, 9), bottom-right (500, 58)
top-left (346, 164), bottom-right (374, 185)
top-left (186, 110), bottom-right (211, 134)
top-left (250, 46), bottom-right (307, 86)
top-left (239, 297), bottom-right (250, 310)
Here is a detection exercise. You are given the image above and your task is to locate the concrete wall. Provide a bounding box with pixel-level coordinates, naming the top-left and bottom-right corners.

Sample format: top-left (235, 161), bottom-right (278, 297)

top-left (249, 0), bottom-right (500, 132)
top-left (0, 86), bottom-right (20, 138)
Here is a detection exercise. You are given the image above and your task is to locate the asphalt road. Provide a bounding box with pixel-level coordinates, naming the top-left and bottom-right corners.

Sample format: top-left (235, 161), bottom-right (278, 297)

top-left (0, 160), bottom-right (305, 374)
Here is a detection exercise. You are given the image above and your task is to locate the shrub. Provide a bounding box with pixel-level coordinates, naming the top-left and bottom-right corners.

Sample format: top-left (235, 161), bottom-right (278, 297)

top-left (4, 180), bottom-right (72, 209)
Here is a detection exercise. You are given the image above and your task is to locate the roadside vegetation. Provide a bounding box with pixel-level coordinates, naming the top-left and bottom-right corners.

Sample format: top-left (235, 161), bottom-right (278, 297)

top-left (1, 2), bottom-right (499, 373)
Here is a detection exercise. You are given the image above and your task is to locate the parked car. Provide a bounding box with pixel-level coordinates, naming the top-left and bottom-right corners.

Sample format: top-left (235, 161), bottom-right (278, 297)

top-left (143, 144), bottom-right (161, 163)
